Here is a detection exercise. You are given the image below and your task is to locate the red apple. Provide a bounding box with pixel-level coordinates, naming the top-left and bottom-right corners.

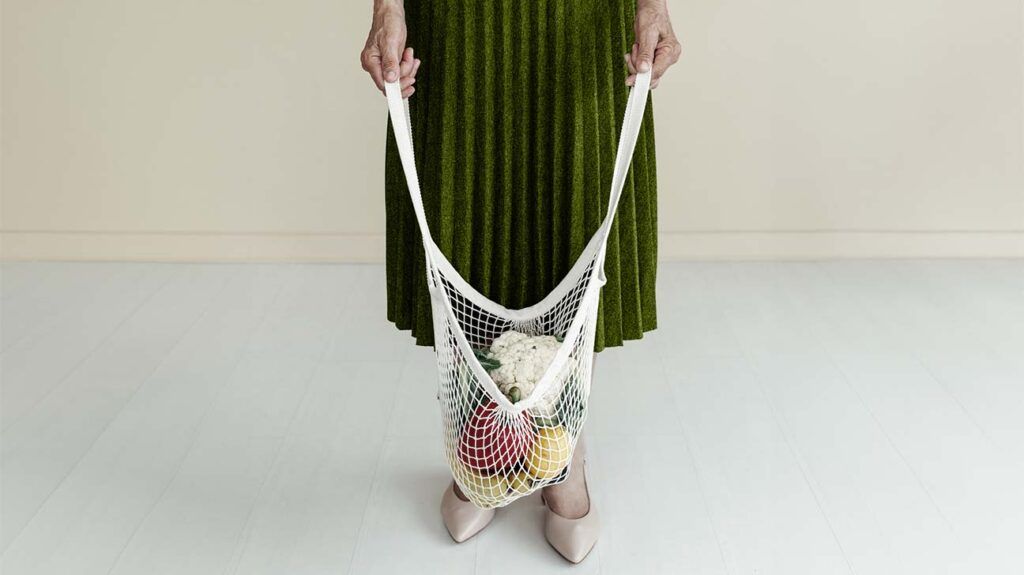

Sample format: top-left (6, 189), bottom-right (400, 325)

top-left (458, 401), bottom-right (533, 471)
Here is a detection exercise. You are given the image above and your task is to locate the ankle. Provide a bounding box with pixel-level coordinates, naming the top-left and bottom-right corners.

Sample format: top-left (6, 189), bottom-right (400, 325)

top-left (452, 481), bottom-right (470, 502)
top-left (542, 472), bottom-right (590, 520)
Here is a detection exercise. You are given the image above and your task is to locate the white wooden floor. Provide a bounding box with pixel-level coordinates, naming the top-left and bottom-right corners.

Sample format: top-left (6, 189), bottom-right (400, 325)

top-left (1, 261), bottom-right (1023, 575)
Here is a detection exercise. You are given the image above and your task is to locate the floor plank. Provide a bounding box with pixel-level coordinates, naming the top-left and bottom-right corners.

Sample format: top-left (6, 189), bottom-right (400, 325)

top-left (1, 264), bottom-right (173, 426)
top-left (666, 354), bottom-right (854, 575)
top-left (225, 360), bottom-right (404, 575)
top-left (1, 263), bottom-right (154, 352)
top-left (1, 265), bottom-right (236, 549)
top-left (1, 265), bottom-right (290, 573)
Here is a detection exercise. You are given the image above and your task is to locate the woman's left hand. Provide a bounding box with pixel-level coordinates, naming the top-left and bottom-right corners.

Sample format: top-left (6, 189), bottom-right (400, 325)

top-left (626, 0), bottom-right (682, 89)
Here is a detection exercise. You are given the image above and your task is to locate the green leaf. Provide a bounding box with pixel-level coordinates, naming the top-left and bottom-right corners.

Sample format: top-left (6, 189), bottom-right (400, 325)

top-left (473, 348), bottom-right (501, 372)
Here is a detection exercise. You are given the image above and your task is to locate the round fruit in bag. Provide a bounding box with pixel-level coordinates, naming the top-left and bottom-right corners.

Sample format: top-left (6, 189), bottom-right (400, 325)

top-left (525, 425), bottom-right (572, 480)
top-left (458, 401), bottom-right (532, 471)
top-left (461, 469), bottom-right (510, 501)
top-left (509, 470), bottom-right (534, 495)
top-left (448, 460), bottom-right (510, 505)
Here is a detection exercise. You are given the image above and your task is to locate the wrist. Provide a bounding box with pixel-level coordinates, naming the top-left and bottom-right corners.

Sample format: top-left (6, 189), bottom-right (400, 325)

top-left (374, 0), bottom-right (404, 16)
top-left (637, 0), bottom-right (667, 10)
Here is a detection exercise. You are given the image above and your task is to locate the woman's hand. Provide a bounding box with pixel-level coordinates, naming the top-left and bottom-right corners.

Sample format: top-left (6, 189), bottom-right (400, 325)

top-left (625, 0), bottom-right (682, 89)
top-left (361, 0), bottom-right (420, 97)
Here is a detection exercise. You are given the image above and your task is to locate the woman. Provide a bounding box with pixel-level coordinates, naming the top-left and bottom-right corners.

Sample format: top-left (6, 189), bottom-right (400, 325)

top-left (360, 0), bottom-right (680, 563)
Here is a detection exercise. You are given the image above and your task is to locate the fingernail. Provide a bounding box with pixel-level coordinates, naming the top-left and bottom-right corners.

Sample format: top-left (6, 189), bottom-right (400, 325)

top-left (639, 61), bottom-right (650, 73)
top-left (385, 70), bottom-right (397, 82)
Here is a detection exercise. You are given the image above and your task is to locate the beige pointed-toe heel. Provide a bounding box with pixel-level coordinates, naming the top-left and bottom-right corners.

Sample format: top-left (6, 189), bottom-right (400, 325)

top-left (541, 460), bottom-right (600, 563)
top-left (441, 482), bottom-right (495, 543)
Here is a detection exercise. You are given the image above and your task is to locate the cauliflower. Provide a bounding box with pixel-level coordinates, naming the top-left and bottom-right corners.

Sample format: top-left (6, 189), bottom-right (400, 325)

top-left (484, 330), bottom-right (562, 407)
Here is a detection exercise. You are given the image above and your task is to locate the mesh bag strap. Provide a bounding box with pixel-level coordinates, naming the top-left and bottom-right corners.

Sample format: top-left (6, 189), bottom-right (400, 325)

top-left (598, 71), bottom-right (652, 244)
top-left (382, 81), bottom-right (438, 281)
top-left (384, 71), bottom-right (652, 257)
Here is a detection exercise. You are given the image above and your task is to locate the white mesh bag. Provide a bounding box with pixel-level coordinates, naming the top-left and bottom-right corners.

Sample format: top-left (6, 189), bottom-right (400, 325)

top-left (384, 71), bottom-right (652, 509)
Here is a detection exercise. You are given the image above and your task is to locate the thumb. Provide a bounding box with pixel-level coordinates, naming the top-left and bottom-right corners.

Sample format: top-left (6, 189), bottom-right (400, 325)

top-left (380, 37), bottom-right (402, 83)
top-left (636, 27), bottom-right (658, 73)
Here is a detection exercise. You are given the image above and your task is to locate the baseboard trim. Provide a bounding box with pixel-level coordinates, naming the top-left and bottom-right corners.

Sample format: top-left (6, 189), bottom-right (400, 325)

top-left (0, 231), bottom-right (386, 262)
top-left (657, 231), bottom-right (1024, 260)
top-left (2, 230), bottom-right (1023, 261)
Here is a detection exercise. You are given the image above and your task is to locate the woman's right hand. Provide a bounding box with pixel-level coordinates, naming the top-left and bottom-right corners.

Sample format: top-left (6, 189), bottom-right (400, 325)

top-left (360, 0), bottom-right (420, 97)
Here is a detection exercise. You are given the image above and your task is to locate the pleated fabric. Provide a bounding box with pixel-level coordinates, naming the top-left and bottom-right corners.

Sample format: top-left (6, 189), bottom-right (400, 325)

top-left (384, 0), bottom-right (657, 352)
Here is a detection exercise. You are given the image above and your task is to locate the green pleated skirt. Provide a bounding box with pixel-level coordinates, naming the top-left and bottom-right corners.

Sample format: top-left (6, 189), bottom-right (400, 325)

top-left (385, 0), bottom-right (657, 352)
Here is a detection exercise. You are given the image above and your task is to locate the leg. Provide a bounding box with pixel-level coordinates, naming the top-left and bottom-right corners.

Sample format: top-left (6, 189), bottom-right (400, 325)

top-left (540, 373), bottom-right (600, 563)
top-left (453, 480), bottom-right (469, 502)
top-left (540, 353), bottom-right (596, 520)
top-left (540, 436), bottom-right (590, 519)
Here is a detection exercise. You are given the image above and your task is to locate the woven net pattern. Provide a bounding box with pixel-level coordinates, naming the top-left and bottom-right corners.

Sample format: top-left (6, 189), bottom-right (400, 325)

top-left (433, 258), bottom-right (599, 508)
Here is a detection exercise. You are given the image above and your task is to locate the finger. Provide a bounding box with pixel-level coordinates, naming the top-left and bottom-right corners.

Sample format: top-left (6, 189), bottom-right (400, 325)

top-left (636, 27), bottom-right (659, 73)
top-left (400, 75), bottom-right (415, 90)
top-left (360, 47), bottom-right (371, 71)
top-left (651, 77), bottom-right (660, 89)
top-left (411, 58), bottom-right (421, 79)
top-left (399, 52), bottom-right (415, 78)
top-left (624, 52), bottom-right (637, 75)
top-left (400, 46), bottom-right (414, 76)
top-left (379, 35), bottom-right (403, 83)
top-left (402, 86), bottom-right (416, 98)
top-left (651, 42), bottom-right (681, 81)
top-left (626, 43), bottom-right (640, 85)
top-left (364, 49), bottom-right (385, 92)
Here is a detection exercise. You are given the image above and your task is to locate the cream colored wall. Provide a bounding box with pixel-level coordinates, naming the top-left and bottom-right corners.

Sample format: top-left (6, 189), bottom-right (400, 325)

top-left (2, 0), bottom-right (1023, 261)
